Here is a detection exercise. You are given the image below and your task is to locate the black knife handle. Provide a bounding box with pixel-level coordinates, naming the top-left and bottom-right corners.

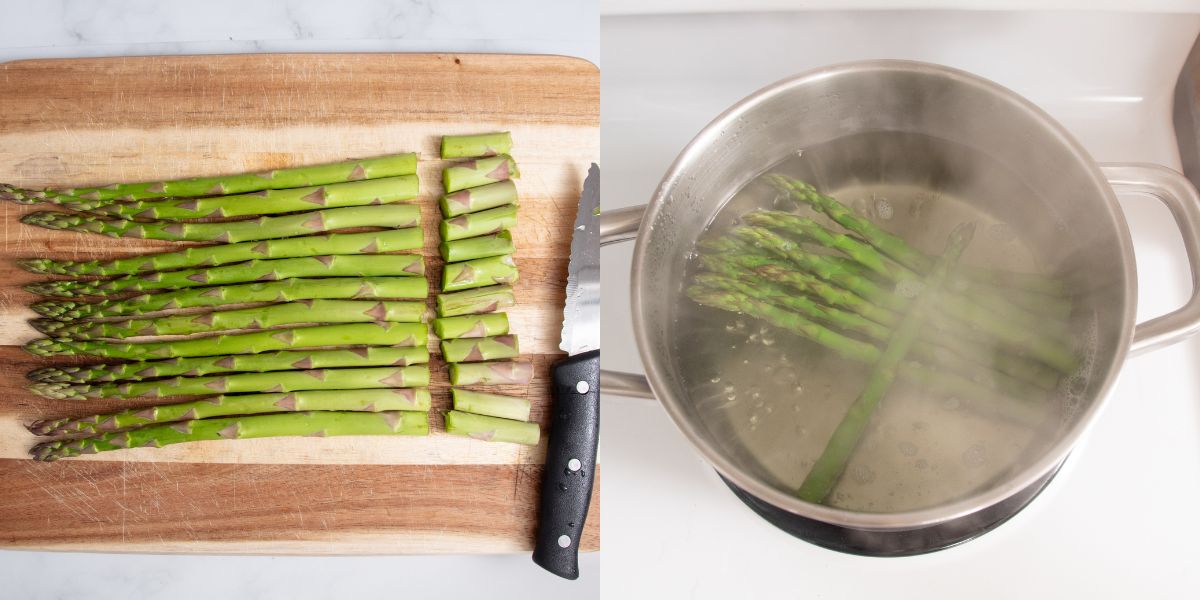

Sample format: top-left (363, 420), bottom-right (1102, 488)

top-left (533, 349), bottom-right (600, 580)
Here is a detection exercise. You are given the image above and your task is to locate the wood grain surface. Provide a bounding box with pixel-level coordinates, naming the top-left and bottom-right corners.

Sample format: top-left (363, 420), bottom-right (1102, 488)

top-left (0, 53), bottom-right (599, 553)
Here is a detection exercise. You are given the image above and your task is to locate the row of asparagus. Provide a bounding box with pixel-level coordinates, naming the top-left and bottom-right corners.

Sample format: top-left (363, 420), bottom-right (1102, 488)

top-left (436, 132), bottom-right (539, 446)
top-left (687, 176), bottom-right (1078, 504)
top-left (5, 143), bottom-right (535, 459)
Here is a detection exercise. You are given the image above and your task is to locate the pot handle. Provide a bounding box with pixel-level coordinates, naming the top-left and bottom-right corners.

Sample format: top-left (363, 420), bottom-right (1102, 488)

top-left (1102, 163), bottom-right (1200, 356)
top-left (599, 205), bottom-right (655, 399)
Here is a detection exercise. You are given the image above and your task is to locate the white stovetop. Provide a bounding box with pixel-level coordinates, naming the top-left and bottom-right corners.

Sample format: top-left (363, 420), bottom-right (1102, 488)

top-left (601, 10), bottom-right (1200, 599)
top-left (0, 1), bottom-right (599, 599)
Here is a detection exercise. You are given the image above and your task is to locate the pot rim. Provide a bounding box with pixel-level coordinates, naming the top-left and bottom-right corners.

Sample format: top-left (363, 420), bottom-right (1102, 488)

top-left (630, 59), bottom-right (1137, 530)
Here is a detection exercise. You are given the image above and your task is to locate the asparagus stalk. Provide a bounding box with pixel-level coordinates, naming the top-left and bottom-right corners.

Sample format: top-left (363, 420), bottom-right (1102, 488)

top-left (768, 176), bottom-right (1067, 295)
top-left (450, 389), bottom-right (531, 421)
top-left (440, 230), bottom-right (515, 262)
top-left (443, 155), bottom-right (519, 193)
top-left (699, 250), bottom-right (1059, 392)
top-left (745, 210), bottom-right (1070, 340)
top-left (21, 204), bottom-right (421, 242)
top-left (30, 365), bottom-right (431, 400)
top-left (441, 335), bottom-right (520, 363)
top-left (440, 180), bottom-right (518, 217)
top-left (440, 204), bottom-right (518, 241)
top-left (436, 285), bottom-right (515, 317)
top-left (32, 300), bottom-right (426, 340)
top-left (25, 322), bottom-right (427, 359)
top-left (26, 254), bottom-right (425, 298)
top-left (448, 360), bottom-right (534, 386)
top-left (441, 132), bottom-right (513, 159)
top-left (734, 225), bottom-right (1077, 373)
top-left (28, 346), bottom-right (430, 384)
top-left (798, 224), bottom-right (974, 504)
top-left (20, 228), bottom-right (423, 276)
top-left (441, 254), bottom-right (519, 292)
top-left (685, 287), bottom-right (1045, 426)
top-left (443, 410), bottom-right (539, 445)
top-left (29, 388), bottom-right (433, 436)
top-left (30, 410), bottom-right (429, 461)
top-left (74, 175), bottom-right (418, 220)
top-left (433, 313), bottom-right (509, 339)
top-left (33, 277), bottom-right (429, 321)
top-left (3, 153), bottom-right (417, 205)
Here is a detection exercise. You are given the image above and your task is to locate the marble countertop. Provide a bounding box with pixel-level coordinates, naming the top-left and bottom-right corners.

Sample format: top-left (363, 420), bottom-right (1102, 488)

top-left (0, 1), bottom-right (598, 599)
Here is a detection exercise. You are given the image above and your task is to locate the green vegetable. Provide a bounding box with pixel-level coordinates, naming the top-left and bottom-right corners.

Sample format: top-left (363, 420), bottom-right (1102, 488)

top-left (441, 132), bottom-right (513, 159)
top-left (440, 230), bottom-right (515, 262)
top-left (441, 254), bottom-right (518, 292)
top-left (30, 365), bottom-right (432, 400)
top-left (443, 155), bottom-right (519, 193)
top-left (432, 313), bottom-right (510, 339)
top-left (448, 360), bottom-right (534, 386)
top-left (3, 153), bottom-right (417, 204)
top-left (29, 388), bottom-right (432, 436)
top-left (439, 180), bottom-right (518, 217)
top-left (30, 410), bottom-right (429, 461)
top-left (440, 204), bottom-right (518, 241)
top-left (443, 410), bottom-right (539, 445)
top-left (436, 285), bottom-right (515, 317)
top-left (441, 335), bottom-right (520, 363)
top-left (450, 388), bottom-right (531, 421)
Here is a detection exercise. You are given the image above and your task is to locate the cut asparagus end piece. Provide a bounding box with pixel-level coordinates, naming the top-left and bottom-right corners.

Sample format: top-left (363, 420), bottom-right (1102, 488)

top-left (440, 335), bottom-right (519, 363)
top-left (439, 180), bottom-right (518, 217)
top-left (442, 155), bottom-right (519, 193)
top-left (450, 388), bottom-right (531, 421)
top-left (447, 360), bottom-right (533, 385)
top-left (439, 230), bottom-right (515, 262)
top-left (439, 204), bottom-right (518, 241)
top-left (436, 285), bottom-right (515, 317)
top-left (441, 254), bottom-right (518, 293)
top-left (433, 313), bottom-right (510, 339)
top-left (441, 132), bottom-right (513, 159)
top-left (443, 410), bottom-right (539, 445)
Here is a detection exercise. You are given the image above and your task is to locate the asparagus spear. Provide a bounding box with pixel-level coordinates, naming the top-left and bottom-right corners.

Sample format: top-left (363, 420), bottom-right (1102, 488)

top-left (798, 224), bottom-right (974, 504)
top-left (439, 180), bottom-right (518, 217)
top-left (33, 277), bottom-right (429, 321)
top-left (26, 254), bottom-right (425, 298)
top-left (29, 388), bottom-right (432, 436)
top-left (441, 254), bottom-right (519, 292)
top-left (443, 155), bottom-right (519, 193)
top-left (448, 360), bottom-right (534, 386)
top-left (441, 132), bottom-right (513, 159)
top-left (440, 230), bottom-right (515, 262)
top-left (441, 335), bottom-right (520, 363)
top-left (432, 313), bottom-right (509, 339)
top-left (20, 228), bottom-right (423, 276)
top-left (28, 346), bottom-right (430, 384)
top-left (75, 175), bottom-right (418, 220)
top-left (33, 300), bottom-right (426, 340)
top-left (450, 389), bottom-right (531, 421)
top-left (699, 250), bottom-right (1059, 392)
top-left (436, 285), bottom-right (515, 317)
top-left (768, 176), bottom-right (1067, 295)
top-left (25, 322), bottom-right (427, 359)
top-left (3, 153), bottom-right (417, 205)
top-left (685, 287), bottom-right (1045, 426)
top-left (30, 410), bottom-right (429, 461)
top-left (443, 410), bottom-right (539, 445)
top-left (21, 204), bottom-right (421, 242)
top-left (30, 365), bottom-right (431, 400)
top-left (440, 204), bottom-right (518, 241)
top-left (734, 225), bottom-right (1077, 373)
top-left (745, 210), bottom-right (1070, 340)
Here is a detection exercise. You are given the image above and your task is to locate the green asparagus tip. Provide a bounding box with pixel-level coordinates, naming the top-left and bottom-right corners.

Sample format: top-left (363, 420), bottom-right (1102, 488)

top-left (28, 382), bottom-right (74, 400)
top-left (0, 184), bottom-right (43, 204)
top-left (21, 211), bottom-right (65, 228)
top-left (17, 258), bottom-right (57, 274)
top-left (23, 338), bottom-right (68, 357)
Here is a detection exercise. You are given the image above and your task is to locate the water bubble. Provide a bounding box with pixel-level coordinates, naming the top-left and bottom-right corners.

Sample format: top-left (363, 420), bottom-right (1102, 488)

top-left (874, 197), bottom-right (894, 220)
top-left (749, 414), bottom-right (759, 426)
top-left (761, 335), bottom-right (776, 346)
top-left (898, 441), bottom-right (919, 457)
top-left (710, 376), bottom-right (721, 384)
top-left (962, 443), bottom-right (987, 468)
top-left (752, 391), bottom-right (762, 400)
top-left (724, 384), bottom-right (735, 394)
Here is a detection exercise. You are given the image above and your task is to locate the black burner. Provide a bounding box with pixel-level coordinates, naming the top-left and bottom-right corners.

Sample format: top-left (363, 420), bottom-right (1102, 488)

top-left (721, 462), bottom-right (1063, 557)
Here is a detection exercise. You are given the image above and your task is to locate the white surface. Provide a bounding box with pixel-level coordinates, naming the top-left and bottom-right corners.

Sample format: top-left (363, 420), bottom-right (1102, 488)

top-left (0, 1), bottom-right (599, 599)
top-left (601, 10), bottom-right (1200, 599)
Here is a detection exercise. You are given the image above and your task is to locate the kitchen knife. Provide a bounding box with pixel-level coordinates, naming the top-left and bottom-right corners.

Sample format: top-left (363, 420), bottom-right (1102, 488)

top-left (533, 163), bottom-right (600, 580)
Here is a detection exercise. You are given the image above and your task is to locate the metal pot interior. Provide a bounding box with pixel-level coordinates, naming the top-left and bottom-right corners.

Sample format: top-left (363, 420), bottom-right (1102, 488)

top-left (632, 61), bottom-right (1135, 528)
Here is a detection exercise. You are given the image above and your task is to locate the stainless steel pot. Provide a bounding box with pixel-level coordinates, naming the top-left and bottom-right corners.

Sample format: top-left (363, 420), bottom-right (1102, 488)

top-left (600, 60), bottom-right (1200, 532)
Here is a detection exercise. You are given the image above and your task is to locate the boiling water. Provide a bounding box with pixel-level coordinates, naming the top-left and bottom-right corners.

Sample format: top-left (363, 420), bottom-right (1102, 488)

top-left (675, 132), bottom-right (1094, 513)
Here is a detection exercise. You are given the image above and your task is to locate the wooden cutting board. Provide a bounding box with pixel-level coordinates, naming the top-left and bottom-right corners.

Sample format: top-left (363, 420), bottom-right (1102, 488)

top-left (0, 54), bottom-right (599, 553)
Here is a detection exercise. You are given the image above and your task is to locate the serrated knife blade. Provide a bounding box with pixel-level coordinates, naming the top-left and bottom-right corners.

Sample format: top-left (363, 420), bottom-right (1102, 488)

top-left (559, 163), bottom-right (600, 355)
